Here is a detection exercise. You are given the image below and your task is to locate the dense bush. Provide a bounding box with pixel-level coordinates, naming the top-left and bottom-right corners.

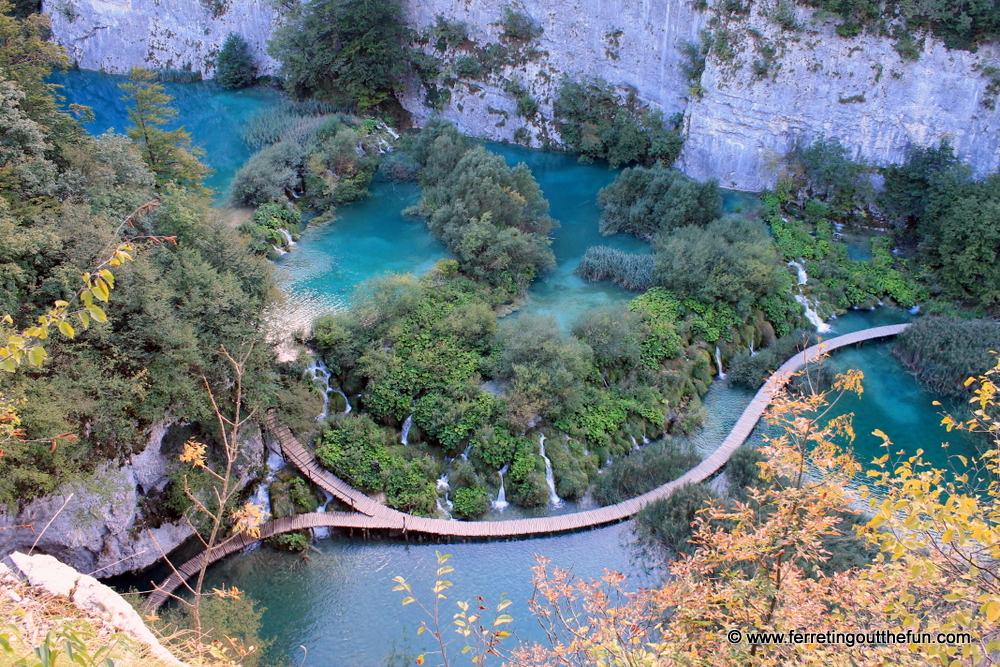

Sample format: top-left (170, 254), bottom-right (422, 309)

top-left (408, 120), bottom-right (556, 297)
top-left (894, 317), bottom-right (1000, 396)
top-left (727, 330), bottom-right (817, 389)
top-left (553, 77), bottom-right (684, 168)
top-left (451, 485), bottom-right (490, 519)
top-left (597, 163), bottom-right (721, 238)
top-left (238, 202), bottom-right (302, 255)
top-left (879, 141), bottom-right (967, 232)
top-left (632, 483), bottom-right (719, 563)
top-left (215, 33), bottom-right (257, 89)
top-left (267, 0), bottom-right (414, 109)
top-left (593, 440), bottom-right (700, 506)
top-left (499, 6), bottom-right (543, 42)
top-left (653, 216), bottom-right (793, 319)
top-left (576, 246), bottom-right (654, 291)
top-left (785, 136), bottom-right (872, 215)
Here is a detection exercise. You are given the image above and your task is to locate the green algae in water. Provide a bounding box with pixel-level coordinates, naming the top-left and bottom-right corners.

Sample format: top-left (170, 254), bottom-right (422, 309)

top-left (49, 70), bottom-right (283, 198)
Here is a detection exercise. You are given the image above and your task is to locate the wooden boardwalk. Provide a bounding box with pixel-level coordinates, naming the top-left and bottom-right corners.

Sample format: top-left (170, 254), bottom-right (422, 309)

top-left (146, 323), bottom-right (909, 610)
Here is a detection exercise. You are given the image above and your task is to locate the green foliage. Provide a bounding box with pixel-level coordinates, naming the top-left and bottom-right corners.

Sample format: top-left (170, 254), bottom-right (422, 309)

top-left (288, 476), bottom-right (319, 512)
top-left (231, 111), bottom-right (377, 208)
top-left (801, 0), bottom-right (1000, 50)
top-left (315, 412), bottom-right (395, 491)
top-left (119, 68), bottom-right (211, 191)
top-left (917, 172), bottom-right (1000, 307)
top-left (451, 485), bottom-right (490, 519)
top-left (894, 316), bottom-right (1000, 396)
top-left (628, 288), bottom-right (683, 368)
top-left (268, 532), bottom-right (310, 551)
top-left (597, 163), bottom-right (721, 239)
top-left (499, 6), bottom-right (543, 42)
top-left (786, 136), bottom-right (872, 215)
top-left (571, 305), bottom-right (643, 375)
top-left (267, 0), bottom-right (413, 109)
top-left (727, 330), bottom-right (816, 389)
top-left (575, 246), bottom-right (654, 291)
top-left (653, 216), bottom-right (793, 320)
top-left (880, 141), bottom-right (967, 232)
top-left (409, 121), bottom-right (556, 297)
top-left (238, 202), bottom-right (302, 255)
top-left (553, 77), bottom-right (684, 168)
top-left (215, 33), bottom-right (258, 89)
top-left (592, 440), bottom-right (700, 506)
top-left (159, 595), bottom-right (271, 667)
top-left (632, 483), bottom-right (718, 562)
top-left (503, 77), bottom-right (538, 117)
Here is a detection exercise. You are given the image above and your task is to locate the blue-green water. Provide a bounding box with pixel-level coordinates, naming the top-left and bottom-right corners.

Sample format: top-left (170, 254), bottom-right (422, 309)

top-left (54, 71), bottom-right (982, 667)
top-left (49, 70), bottom-right (282, 198)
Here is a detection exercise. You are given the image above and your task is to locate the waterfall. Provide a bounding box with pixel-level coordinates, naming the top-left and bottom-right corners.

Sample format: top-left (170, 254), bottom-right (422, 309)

top-left (461, 443), bottom-right (472, 461)
top-left (714, 345), bottom-right (726, 380)
top-left (333, 387), bottom-right (352, 414)
top-left (244, 444), bottom-right (284, 551)
top-left (749, 340), bottom-right (755, 356)
top-left (492, 464), bottom-right (509, 511)
top-left (271, 244), bottom-right (287, 256)
top-left (795, 295), bottom-right (833, 333)
top-left (436, 474), bottom-right (453, 518)
top-left (788, 260), bottom-right (833, 334)
top-left (312, 489), bottom-right (335, 539)
top-left (538, 435), bottom-right (563, 507)
top-left (303, 358), bottom-right (333, 421)
top-left (630, 435), bottom-right (640, 451)
top-left (400, 414), bottom-right (413, 445)
top-left (277, 228), bottom-right (296, 247)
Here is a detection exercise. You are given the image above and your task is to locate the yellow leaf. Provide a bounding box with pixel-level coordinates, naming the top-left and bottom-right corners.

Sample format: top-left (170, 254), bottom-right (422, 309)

top-left (85, 304), bottom-right (107, 323)
top-left (57, 320), bottom-right (75, 339)
top-left (493, 614), bottom-right (513, 626)
top-left (27, 345), bottom-right (46, 367)
top-left (401, 597), bottom-right (415, 606)
top-left (986, 601), bottom-right (1000, 623)
top-left (416, 655), bottom-right (424, 665)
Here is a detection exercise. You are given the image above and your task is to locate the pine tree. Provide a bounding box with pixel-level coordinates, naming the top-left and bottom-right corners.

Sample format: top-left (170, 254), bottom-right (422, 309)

top-left (118, 67), bottom-right (211, 191)
top-left (216, 33), bottom-right (257, 89)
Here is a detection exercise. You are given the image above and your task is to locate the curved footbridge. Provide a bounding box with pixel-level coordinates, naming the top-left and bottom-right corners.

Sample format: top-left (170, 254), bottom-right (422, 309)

top-left (146, 323), bottom-right (908, 610)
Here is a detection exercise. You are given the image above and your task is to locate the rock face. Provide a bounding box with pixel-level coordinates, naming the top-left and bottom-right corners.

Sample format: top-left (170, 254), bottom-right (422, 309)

top-left (39, 0), bottom-right (1000, 188)
top-left (44, 0), bottom-right (279, 77)
top-left (6, 553), bottom-right (186, 666)
top-left (0, 422), bottom-right (194, 578)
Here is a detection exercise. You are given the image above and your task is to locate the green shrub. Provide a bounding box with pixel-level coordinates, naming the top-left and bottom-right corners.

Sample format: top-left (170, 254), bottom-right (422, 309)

top-left (894, 317), bottom-right (1000, 396)
top-left (268, 532), bottom-right (310, 551)
top-left (576, 246), bottom-right (654, 291)
top-left (216, 33), bottom-right (258, 89)
top-left (597, 163), bottom-right (721, 238)
top-left (452, 485), bottom-right (490, 519)
top-left (553, 77), bottom-right (683, 168)
top-left (632, 483), bottom-right (718, 561)
top-left (593, 440), bottom-right (700, 505)
top-left (499, 6), bottom-right (543, 42)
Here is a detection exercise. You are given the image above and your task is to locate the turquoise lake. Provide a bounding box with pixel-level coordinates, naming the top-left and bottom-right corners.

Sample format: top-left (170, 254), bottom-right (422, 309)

top-left (54, 72), bottom-right (982, 667)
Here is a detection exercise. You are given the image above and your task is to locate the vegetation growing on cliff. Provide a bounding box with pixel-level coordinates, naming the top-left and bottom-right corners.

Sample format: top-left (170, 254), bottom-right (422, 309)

top-left (267, 0), bottom-right (415, 111)
top-left (215, 33), bottom-right (258, 89)
top-left (553, 77), bottom-right (684, 168)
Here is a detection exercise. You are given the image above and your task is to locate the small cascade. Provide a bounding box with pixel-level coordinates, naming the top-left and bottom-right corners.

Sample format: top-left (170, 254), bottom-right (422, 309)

top-left (630, 435), bottom-right (640, 451)
top-left (303, 358), bottom-right (333, 421)
top-left (333, 388), bottom-right (352, 414)
top-left (461, 443), bottom-right (472, 461)
top-left (271, 244), bottom-right (288, 256)
top-left (714, 345), bottom-right (727, 380)
top-left (492, 464), bottom-right (509, 511)
top-left (909, 304), bottom-right (921, 315)
top-left (795, 295), bottom-right (833, 333)
top-left (400, 414), bottom-right (414, 445)
top-left (244, 444), bottom-right (284, 551)
top-left (436, 474), bottom-right (453, 519)
top-left (277, 228), bottom-right (297, 247)
top-left (538, 435), bottom-right (563, 508)
top-left (749, 339), bottom-right (755, 356)
top-left (312, 489), bottom-right (335, 539)
top-left (788, 260), bottom-right (833, 333)
top-left (788, 260), bottom-right (808, 286)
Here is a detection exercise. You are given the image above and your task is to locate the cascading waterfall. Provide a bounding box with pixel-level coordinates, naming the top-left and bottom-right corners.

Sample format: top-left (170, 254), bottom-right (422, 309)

top-left (749, 339), bottom-right (755, 356)
top-left (333, 387), bottom-right (352, 414)
top-left (461, 443), bottom-right (472, 460)
top-left (714, 345), bottom-right (727, 380)
top-left (492, 464), bottom-right (509, 511)
top-left (538, 435), bottom-right (563, 507)
top-left (788, 260), bottom-right (833, 334)
top-left (277, 228), bottom-right (296, 247)
top-left (436, 474), bottom-right (453, 519)
top-left (303, 358), bottom-right (333, 421)
top-left (400, 414), bottom-right (414, 445)
top-left (244, 444), bottom-right (284, 550)
top-left (312, 489), bottom-right (335, 539)
top-left (271, 244), bottom-right (288, 256)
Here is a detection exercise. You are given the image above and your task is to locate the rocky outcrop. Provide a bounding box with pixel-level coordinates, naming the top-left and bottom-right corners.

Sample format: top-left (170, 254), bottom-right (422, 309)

top-left (5, 553), bottom-right (185, 666)
top-left (43, 0), bottom-right (279, 77)
top-left (0, 422), bottom-right (194, 578)
top-left (41, 0), bottom-right (1000, 189)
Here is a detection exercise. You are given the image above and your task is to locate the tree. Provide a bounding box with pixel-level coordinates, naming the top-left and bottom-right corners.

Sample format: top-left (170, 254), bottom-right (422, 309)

top-left (215, 33), bottom-right (258, 89)
top-left (119, 67), bottom-right (211, 190)
top-left (267, 0), bottom-right (413, 110)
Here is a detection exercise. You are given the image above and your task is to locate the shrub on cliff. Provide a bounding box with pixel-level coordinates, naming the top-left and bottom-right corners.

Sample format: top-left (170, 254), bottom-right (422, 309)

top-left (267, 0), bottom-right (413, 110)
top-left (215, 33), bottom-right (258, 89)
top-left (553, 76), bottom-right (684, 168)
